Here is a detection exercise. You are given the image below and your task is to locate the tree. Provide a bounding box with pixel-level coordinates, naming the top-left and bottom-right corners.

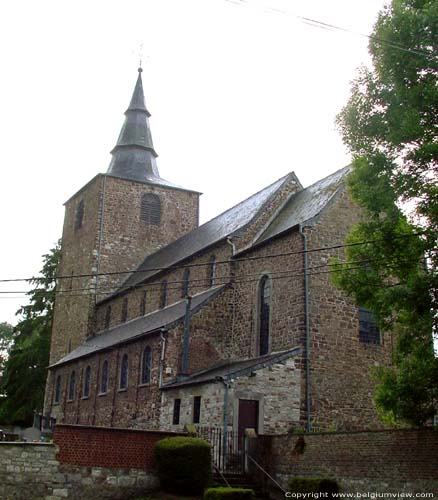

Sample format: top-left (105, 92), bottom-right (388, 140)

top-left (0, 242), bottom-right (60, 426)
top-left (0, 322), bottom-right (14, 384)
top-left (334, 0), bottom-right (438, 426)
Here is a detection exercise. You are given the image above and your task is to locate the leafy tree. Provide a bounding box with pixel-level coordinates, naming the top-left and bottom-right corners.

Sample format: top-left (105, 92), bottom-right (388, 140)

top-left (334, 0), bottom-right (438, 426)
top-left (0, 242), bottom-right (60, 426)
top-left (0, 322), bottom-right (14, 384)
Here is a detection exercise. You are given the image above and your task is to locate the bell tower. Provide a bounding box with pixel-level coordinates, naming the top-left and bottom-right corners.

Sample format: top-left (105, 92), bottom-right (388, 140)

top-left (48, 68), bottom-right (200, 366)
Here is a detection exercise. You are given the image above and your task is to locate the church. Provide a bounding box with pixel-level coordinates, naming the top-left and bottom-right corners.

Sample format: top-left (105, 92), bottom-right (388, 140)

top-left (44, 68), bottom-right (392, 435)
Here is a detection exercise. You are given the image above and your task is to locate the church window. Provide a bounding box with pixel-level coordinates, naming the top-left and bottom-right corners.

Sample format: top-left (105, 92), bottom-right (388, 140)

top-left (119, 354), bottom-right (129, 390)
top-left (173, 398), bottom-right (181, 425)
top-left (100, 360), bottom-right (109, 394)
top-left (359, 307), bottom-right (381, 344)
top-left (83, 366), bottom-right (91, 398)
top-left (181, 268), bottom-right (190, 298)
top-left (258, 275), bottom-right (271, 356)
top-left (74, 199), bottom-right (84, 231)
top-left (104, 306), bottom-right (111, 330)
top-left (121, 297), bottom-right (128, 323)
top-left (208, 255), bottom-right (217, 287)
top-left (193, 396), bottom-right (201, 424)
top-left (54, 375), bottom-right (61, 404)
top-left (160, 280), bottom-right (167, 309)
top-left (140, 291), bottom-right (147, 316)
top-left (68, 371), bottom-right (76, 401)
top-left (140, 193), bottom-right (161, 225)
top-left (141, 346), bottom-right (152, 385)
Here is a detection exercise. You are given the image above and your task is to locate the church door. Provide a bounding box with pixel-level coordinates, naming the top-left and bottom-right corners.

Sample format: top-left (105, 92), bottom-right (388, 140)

top-left (238, 399), bottom-right (259, 441)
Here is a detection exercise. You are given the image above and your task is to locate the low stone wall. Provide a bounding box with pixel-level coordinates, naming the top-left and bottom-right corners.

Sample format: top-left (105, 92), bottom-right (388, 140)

top-left (255, 428), bottom-right (438, 496)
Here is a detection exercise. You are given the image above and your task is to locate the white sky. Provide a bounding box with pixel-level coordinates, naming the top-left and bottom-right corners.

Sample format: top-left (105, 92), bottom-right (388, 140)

top-left (0, 0), bottom-right (388, 325)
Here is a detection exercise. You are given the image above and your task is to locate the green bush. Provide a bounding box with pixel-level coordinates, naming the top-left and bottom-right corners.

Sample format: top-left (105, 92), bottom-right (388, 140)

top-left (204, 487), bottom-right (255, 500)
top-left (154, 436), bottom-right (212, 494)
top-left (288, 477), bottom-right (339, 497)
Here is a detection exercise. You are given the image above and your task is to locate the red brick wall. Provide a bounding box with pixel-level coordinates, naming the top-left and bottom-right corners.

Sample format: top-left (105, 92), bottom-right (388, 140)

top-left (54, 424), bottom-right (183, 470)
top-left (256, 429), bottom-right (438, 489)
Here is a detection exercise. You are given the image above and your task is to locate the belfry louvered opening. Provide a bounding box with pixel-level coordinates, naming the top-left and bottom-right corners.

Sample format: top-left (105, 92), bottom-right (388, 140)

top-left (140, 193), bottom-right (161, 225)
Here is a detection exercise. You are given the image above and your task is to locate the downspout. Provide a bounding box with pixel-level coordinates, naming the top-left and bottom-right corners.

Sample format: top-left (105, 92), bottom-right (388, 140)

top-left (159, 330), bottom-right (167, 388)
top-left (95, 174), bottom-right (107, 304)
top-left (217, 376), bottom-right (231, 468)
top-left (226, 237), bottom-right (237, 357)
top-left (180, 296), bottom-right (192, 377)
top-left (299, 225), bottom-right (311, 433)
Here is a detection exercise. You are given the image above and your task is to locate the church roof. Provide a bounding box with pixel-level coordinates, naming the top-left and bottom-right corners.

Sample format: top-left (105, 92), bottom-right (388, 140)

top-left (50, 285), bottom-right (227, 368)
top-left (106, 68), bottom-right (189, 190)
top-left (253, 165), bottom-right (351, 247)
top-left (161, 346), bottom-right (301, 389)
top-left (99, 172), bottom-right (297, 301)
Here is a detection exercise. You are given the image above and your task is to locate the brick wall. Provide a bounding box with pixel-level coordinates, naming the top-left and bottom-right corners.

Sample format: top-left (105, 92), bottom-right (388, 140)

top-left (255, 429), bottom-right (438, 494)
top-left (54, 424), bottom-right (182, 470)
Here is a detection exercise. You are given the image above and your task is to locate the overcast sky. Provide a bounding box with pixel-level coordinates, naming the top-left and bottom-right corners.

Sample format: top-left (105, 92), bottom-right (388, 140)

top-left (0, 0), bottom-right (388, 324)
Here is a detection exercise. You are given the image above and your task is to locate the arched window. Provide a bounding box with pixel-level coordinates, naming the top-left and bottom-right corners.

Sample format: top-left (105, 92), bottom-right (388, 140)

top-left (74, 199), bottom-right (84, 231)
top-left (100, 360), bottom-right (109, 394)
top-left (83, 366), bottom-right (91, 398)
top-left (54, 375), bottom-right (61, 404)
top-left (121, 297), bottom-right (128, 323)
top-left (258, 275), bottom-right (271, 356)
top-left (141, 346), bottom-right (152, 385)
top-left (104, 305), bottom-right (111, 330)
top-left (208, 255), bottom-right (216, 287)
top-left (68, 371), bottom-right (76, 400)
top-left (140, 193), bottom-right (161, 225)
top-left (181, 268), bottom-right (190, 298)
top-left (160, 280), bottom-right (168, 309)
top-left (140, 291), bottom-right (147, 316)
top-left (119, 354), bottom-right (129, 390)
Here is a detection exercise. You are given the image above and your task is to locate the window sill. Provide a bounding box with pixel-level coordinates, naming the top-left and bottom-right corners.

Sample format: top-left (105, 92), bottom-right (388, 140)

top-left (98, 392), bottom-right (108, 397)
top-left (138, 382), bottom-right (151, 388)
top-left (81, 395), bottom-right (90, 400)
top-left (118, 388), bottom-right (128, 393)
top-left (66, 399), bottom-right (75, 403)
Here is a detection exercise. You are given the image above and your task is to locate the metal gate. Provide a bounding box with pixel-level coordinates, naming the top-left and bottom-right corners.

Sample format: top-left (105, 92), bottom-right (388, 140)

top-left (196, 426), bottom-right (246, 474)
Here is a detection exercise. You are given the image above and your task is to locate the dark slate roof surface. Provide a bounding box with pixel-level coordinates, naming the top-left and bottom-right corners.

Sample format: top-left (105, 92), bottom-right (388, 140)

top-left (161, 347), bottom-right (301, 389)
top-left (51, 285), bottom-right (226, 368)
top-left (255, 166), bottom-right (351, 245)
top-left (100, 173), bottom-right (296, 300)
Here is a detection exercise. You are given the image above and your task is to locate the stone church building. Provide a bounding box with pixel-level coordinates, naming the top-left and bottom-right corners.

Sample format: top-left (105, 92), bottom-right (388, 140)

top-left (44, 69), bottom-right (391, 435)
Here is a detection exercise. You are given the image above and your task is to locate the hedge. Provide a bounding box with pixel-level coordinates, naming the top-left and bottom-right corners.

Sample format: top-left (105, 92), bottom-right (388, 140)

top-left (154, 436), bottom-right (212, 494)
top-left (204, 487), bottom-right (255, 500)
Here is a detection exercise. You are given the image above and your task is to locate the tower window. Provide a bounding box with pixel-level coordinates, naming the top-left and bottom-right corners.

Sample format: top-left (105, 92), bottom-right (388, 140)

top-left (74, 199), bottom-right (84, 231)
top-left (258, 275), bottom-right (271, 356)
top-left (100, 360), bottom-right (109, 394)
top-left (83, 366), bottom-right (91, 398)
top-left (119, 354), bottom-right (129, 390)
top-left (54, 375), bottom-right (61, 404)
top-left (121, 297), bottom-right (128, 323)
top-left (208, 255), bottom-right (217, 287)
top-left (182, 268), bottom-right (190, 298)
top-left (359, 307), bottom-right (381, 344)
top-left (140, 193), bottom-right (161, 225)
top-left (141, 346), bottom-right (152, 385)
top-left (160, 280), bottom-right (168, 309)
top-left (68, 370), bottom-right (76, 401)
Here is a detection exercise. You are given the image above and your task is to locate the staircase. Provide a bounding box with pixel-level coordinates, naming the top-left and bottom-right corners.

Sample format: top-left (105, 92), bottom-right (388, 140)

top-left (213, 472), bottom-right (268, 500)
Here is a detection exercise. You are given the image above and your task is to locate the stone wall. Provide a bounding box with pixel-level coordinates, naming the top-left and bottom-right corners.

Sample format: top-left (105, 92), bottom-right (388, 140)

top-left (0, 438), bottom-right (158, 500)
top-left (255, 428), bottom-right (438, 495)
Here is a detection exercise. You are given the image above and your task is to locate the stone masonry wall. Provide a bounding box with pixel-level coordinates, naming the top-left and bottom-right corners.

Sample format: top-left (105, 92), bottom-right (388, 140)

top-left (256, 429), bottom-right (438, 495)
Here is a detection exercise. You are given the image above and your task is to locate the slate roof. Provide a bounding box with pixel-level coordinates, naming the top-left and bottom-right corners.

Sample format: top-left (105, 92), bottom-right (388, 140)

top-left (50, 285), bottom-right (227, 368)
top-left (254, 166), bottom-right (351, 246)
top-left (99, 172), bottom-right (298, 302)
top-left (161, 347), bottom-right (301, 389)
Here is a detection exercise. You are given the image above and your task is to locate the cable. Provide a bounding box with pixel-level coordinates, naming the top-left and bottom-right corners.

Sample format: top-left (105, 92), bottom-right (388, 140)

top-left (0, 231), bottom-right (425, 284)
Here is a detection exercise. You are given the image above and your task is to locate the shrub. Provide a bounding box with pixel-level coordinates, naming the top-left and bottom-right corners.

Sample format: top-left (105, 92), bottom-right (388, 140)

top-left (154, 436), bottom-right (212, 494)
top-left (204, 487), bottom-right (255, 500)
top-left (288, 477), bottom-right (339, 497)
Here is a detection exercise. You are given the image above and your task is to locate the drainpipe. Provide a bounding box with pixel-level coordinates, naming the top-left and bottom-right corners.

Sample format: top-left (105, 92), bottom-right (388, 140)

top-left (299, 225), bottom-right (311, 433)
top-left (159, 330), bottom-right (167, 388)
top-left (217, 376), bottom-right (231, 467)
top-left (180, 296), bottom-right (192, 376)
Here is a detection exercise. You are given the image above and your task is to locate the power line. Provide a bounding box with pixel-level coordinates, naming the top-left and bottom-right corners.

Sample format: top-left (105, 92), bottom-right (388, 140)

top-left (224, 0), bottom-right (438, 61)
top-left (0, 232), bottom-right (425, 285)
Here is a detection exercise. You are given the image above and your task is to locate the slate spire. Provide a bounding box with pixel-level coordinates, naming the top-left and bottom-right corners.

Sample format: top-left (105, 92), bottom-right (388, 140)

top-left (107, 68), bottom-right (161, 183)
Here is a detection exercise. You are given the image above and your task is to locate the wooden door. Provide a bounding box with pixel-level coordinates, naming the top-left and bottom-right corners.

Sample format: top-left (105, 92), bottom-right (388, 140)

top-left (238, 399), bottom-right (259, 440)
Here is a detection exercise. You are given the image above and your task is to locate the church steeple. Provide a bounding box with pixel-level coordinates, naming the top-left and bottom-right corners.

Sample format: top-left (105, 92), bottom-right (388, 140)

top-left (107, 68), bottom-right (161, 183)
